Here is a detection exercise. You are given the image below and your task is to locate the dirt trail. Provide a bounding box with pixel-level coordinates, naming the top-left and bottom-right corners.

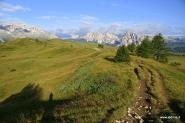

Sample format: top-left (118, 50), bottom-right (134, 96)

top-left (157, 73), bottom-right (170, 104)
top-left (116, 67), bottom-right (154, 123)
top-left (115, 61), bottom-right (183, 123)
top-left (100, 108), bottom-right (116, 123)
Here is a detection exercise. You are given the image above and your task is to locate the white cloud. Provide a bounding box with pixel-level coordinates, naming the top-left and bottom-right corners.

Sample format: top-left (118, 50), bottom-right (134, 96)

top-left (37, 15), bottom-right (185, 36)
top-left (38, 15), bottom-right (98, 23)
top-left (37, 16), bottom-right (58, 20)
top-left (80, 15), bottom-right (98, 22)
top-left (79, 15), bottom-right (98, 27)
top-left (37, 15), bottom-right (98, 32)
top-left (56, 21), bottom-right (185, 36)
top-left (0, 16), bottom-right (25, 25)
top-left (0, 2), bottom-right (30, 12)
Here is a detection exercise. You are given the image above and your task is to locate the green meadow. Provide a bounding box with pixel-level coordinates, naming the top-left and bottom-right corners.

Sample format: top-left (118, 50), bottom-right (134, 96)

top-left (0, 38), bottom-right (185, 123)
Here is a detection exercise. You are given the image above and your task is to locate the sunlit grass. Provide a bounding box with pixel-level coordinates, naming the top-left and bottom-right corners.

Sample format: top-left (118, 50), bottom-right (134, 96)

top-left (0, 38), bottom-right (185, 122)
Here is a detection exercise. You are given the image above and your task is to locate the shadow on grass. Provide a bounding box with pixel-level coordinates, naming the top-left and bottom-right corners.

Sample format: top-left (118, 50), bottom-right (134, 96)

top-left (100, 108), bottom-right (116, 123)
top-left (168, 99), bottom-right (185, 122)
top-left (0, 84), bottom-right (43, 122)
top-left (0, 83), bottom-right (75, 123)
top-left (3, 83), bottom-right (183, 123)
top-left (104, 56), bottom-right (115, 62)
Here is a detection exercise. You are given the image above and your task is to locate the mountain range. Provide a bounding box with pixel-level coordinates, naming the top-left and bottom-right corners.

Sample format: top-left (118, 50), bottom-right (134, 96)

top-left (54, 29), bottom-right (185, 46)
top-left (0, 23), bottom-right (57, 42)
top-left (0, 23), bottom-right (185, 46)
top-left (0, 23), bottom-right (143, 46)
top-left (77, 32), bottom-right (143, 46)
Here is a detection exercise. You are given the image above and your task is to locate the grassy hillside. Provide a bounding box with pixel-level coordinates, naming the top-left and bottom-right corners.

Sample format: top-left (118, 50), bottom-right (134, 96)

top-left (0, 38), bottom-right (185, 123)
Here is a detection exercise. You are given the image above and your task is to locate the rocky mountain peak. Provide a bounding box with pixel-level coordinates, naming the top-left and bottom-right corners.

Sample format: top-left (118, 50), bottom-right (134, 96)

top-left (121, 32), bottom-right (140, 46)
top-left (0, 23), bottom-right (57, 41)
top-left (78, 32), bottom-right (141, 46)
top-left (82, 32), bottom-right (119, 44)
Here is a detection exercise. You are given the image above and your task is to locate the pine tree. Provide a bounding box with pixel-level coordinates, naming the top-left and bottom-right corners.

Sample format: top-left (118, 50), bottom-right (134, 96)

top-left (127, 43), bottom-right (136, 53)
top-left (136, 36), bottom-right (152, 58)
top-left (114, 45), bottom-right (130, 62)
top-left (152, 33), bottom-right (168, 63)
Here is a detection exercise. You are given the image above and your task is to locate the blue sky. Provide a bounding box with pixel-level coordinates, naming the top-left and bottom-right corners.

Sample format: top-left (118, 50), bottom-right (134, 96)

top-left (0, 0), bottom-right (185, 35)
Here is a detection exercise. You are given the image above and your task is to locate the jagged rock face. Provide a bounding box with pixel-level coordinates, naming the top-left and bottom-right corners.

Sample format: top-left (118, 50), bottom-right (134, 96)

top-left (121, 32), bottom-right (140, 46)
top-left (0, 23), bottom-right (57, 41)
top-left (82, 32), bottom-right (119, 44)
top-left (80, 32), bottom-right (141, 46)
top-left (0, 24), bottom-right (41, 33)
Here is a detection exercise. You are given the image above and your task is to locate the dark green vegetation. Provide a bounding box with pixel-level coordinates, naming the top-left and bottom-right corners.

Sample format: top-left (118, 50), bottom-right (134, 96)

top-left (152, 34), bottom-right (168, 63)
top-left (0, 38), bottom-right (185, 123)
top-left (172, 47), bottom-right (185, 53)
top-left (114, 45), bottom-right (130, 62)
top-left (98, 44), bottom-right (104, 48)
top-left (136, 36), bottom-right (152, 58)
top-left (167, 42), bottom-right (185, 53)
top-left (135, 34), bottom-right (168, 63)
top-left (127, 43), bottom-right (136, 54)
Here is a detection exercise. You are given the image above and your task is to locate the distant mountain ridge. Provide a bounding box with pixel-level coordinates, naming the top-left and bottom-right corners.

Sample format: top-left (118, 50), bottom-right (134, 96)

top-left (1, 23), bottom-right (185, 47)
top-left (0, 23), bottom-right (57, 42)
top-left (82, 32), bottom-right (119, 44)
top-left (76, 32), bottom-right (143, 46)
top-left (55, 29), bottom-right (185, 45)
top-left (79, 33), bottom-right (185, 46)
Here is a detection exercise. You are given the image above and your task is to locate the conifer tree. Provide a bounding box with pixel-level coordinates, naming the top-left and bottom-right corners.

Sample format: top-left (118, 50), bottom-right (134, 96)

top-left (115, 45), bottom-right (130, 62)
top-left (152, 33), bottom-right (168, 63)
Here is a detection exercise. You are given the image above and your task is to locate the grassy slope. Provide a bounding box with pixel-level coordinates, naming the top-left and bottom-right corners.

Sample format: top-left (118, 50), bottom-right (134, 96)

top-left (141, 56), bottom-right (185, 101)
top-left (0, 39), bottom-right (99, 100)
top-left (0, 38), bottom-right (139, 122)
top-left (0, 38), bottom-right (185, 122)
top-left (134, 55), bottom-right (185, 122)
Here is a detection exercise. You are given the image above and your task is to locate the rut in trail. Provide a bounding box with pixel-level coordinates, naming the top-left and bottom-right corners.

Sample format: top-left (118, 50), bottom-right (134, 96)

top-left (100, 108), bottom-right (116, 123)
top-left (149, 67), bottom-right (183, 123)
top-left (115, 66), bottom-right (154, 123)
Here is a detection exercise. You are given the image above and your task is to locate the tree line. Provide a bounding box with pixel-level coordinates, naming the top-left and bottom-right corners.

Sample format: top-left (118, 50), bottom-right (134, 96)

top-left (114, 33), bottom-right (168, 63)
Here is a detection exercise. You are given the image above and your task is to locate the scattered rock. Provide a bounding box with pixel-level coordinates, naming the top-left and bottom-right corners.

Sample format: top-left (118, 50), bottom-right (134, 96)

top-left (149, 106), bottom-right (152, 109)
top-left (115, 120), bottom-right (121, 123)
top-left (139, 118), bottom-right (144, 123)
top-left (128, 113), bottom-right (132, 117)
top-left (115, 65), bottom-right (155, 123)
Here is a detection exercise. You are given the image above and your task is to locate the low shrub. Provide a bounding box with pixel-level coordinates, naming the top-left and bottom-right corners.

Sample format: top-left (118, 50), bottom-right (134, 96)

top-left (169, 62), bottom-right (181, 66)
top-left (98, 44), bottom-right (104, 48)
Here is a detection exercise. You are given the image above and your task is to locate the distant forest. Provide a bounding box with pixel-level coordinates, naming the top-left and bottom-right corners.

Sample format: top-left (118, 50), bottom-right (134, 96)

top-left (167, 42), bottom-right (185, 53)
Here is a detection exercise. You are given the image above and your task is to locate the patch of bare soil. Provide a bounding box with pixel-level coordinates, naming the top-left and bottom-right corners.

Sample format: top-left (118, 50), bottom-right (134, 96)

top-left (115, 67), bottom-right (153, 123)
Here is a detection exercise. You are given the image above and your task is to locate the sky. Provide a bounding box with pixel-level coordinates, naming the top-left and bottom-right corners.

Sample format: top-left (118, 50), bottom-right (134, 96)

top-left (0, 0), bottom-right (185, 36)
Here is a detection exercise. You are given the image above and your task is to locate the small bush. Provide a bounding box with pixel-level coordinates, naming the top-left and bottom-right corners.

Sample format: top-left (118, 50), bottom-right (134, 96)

top-left (169, 62), bottom-right (181, 66)
top-left (98, 44), bottom-right (104, 48)
top-left (10, 69), bottom-right (16, 72)
top-left (114, 45), bottom-right (130, 62)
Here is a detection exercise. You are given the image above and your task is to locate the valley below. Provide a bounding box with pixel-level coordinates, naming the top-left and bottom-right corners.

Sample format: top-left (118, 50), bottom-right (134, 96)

top-left (0, 38), bottom-right (185, 123)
